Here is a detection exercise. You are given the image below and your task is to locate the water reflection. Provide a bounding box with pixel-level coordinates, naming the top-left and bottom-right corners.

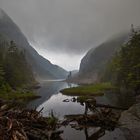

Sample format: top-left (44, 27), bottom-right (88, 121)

top-left (28, 81), bottom-right (134, 110)
top-left (28, 81), bottom-right (76, 108)
top-left (103, 91), bottom-right (135, 108)
top-left (28, 81), bottom-right (131, 140)
top-left (37, 93), bottom-right (85, 119)
top-left (61, 126), bottom-right (105, 140)
top-left (84, 128), bottom-right (105, 140)
top-left (61, 126), bottom-right (125, 140)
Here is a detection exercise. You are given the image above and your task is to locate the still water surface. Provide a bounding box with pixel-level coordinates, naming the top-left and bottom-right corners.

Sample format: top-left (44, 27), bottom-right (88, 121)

top-left (28, 80), bottom-right (134, 140)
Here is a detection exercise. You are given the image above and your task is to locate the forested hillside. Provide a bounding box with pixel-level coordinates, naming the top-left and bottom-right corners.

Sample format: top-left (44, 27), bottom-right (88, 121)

top-left (0, 35), bottom-right (35, 95)
top-left (0, 9), bottom-right (68, 80)
top-left (103, 30), bottom-right (140, 94)
top-left (70, 33), bottom-right (128, 84)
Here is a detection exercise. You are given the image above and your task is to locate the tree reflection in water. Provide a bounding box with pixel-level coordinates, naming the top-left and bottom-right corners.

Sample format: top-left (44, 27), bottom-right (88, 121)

top-left (84, 127), bottom-right (105, 140)
top-left (64, 96), bottom-right (120, 140)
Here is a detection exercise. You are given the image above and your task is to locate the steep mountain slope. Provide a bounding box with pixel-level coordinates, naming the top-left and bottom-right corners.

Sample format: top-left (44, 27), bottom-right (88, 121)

top-left (77, 33), bottom-right (129, 83)
top-left (106, 30), bottom-right (140, 94)
top-left (0, 37), bottom-right (35, 88)
top-left (0, 9), bottom-right (68, 80)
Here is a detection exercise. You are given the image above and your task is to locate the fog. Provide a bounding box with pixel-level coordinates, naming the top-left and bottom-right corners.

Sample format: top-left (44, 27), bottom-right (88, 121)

top-left (0, 0), bottom-right (140, 70)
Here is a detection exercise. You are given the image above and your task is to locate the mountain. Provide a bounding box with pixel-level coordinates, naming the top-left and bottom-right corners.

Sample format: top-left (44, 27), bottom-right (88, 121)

top-left (0, 9), bottom-right (68, 80)
top-left (0, 37), bottom-right (35, 88)
top-left (75, 33), bottom-right (129, 84)
top-left (106, 30), bottom-right (140, 95)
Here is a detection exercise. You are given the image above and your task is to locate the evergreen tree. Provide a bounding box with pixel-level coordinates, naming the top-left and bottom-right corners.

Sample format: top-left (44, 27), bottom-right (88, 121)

top-left (106, 30), bottom-right (140, 94)
top-left (4, 41), bottom-right (34, 88)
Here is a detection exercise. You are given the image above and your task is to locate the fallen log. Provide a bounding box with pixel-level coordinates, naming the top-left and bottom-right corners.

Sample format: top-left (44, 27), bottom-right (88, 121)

top-left (95, 104), bottom-right (128, 110)
top-left (0, 99), bottom-right (63, 140)
top-left (65, 110), bottom-right (119, 131)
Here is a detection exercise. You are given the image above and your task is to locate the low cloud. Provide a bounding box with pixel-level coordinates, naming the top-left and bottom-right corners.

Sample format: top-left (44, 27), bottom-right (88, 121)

top-left (0, 0), bottom-right (140, 69)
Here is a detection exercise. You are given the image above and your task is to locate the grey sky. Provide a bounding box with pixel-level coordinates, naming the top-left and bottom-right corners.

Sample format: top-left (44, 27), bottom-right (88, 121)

top-left (0, 0), bottom-right (140, 70)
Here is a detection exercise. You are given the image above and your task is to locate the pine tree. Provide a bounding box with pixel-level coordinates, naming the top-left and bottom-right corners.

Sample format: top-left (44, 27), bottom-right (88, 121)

top-left (104, 28), bottom-right (140, 94)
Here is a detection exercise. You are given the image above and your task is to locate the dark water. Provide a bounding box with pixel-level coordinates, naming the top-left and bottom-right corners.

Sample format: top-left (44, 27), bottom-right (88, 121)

top-left (28, 80), bottom-right (134, 140)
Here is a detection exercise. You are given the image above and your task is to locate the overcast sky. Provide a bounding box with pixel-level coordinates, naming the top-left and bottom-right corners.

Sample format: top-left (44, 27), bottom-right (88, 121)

top-left (0, 0), bottom-right (140, 70)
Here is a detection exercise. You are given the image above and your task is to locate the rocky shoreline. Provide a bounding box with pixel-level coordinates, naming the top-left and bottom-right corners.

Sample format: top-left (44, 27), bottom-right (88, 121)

top-left (119, 96), bottom-right (140, 140)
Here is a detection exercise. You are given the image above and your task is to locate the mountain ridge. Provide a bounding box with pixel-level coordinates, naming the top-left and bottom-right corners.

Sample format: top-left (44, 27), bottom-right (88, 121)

top-left (70, 32), bottom-right (129, 84)
top-left (0, 9), bottom-right (68, 80)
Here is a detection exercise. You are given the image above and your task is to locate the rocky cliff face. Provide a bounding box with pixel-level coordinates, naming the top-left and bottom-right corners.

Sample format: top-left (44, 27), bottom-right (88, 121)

top-left (77, 33), bottom-right (129, 84)
top-left (0, 9), bottom-right (68, 80)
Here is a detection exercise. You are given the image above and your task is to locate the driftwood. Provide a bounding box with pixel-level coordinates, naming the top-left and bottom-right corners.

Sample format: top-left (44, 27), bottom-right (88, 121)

top-left (95, 104), bottom-right (128, 110)
top-left (0, 100), bottom-right (63, 140)
top-left (64, 97), bottom-right (121, 131)
top-left (0, 95), bottom-right (125, 140)
top-left (64, 112), bottom-right (119, 131)
top-left (63, 97), bottom-right (127, 110)
top-left (62, 97), bottom-right (123, 132)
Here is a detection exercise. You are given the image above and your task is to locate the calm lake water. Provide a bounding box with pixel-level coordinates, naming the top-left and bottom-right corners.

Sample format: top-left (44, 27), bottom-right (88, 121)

top-left (27, 80), bottom-right (134, 140)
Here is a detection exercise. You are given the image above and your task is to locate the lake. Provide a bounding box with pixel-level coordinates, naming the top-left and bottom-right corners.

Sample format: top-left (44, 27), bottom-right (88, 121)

top-left (28, 80), bottom-right (134, 140)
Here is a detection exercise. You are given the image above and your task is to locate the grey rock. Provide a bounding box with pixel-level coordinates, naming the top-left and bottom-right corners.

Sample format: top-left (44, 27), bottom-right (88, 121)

top-left (119, 103), bottom-right (140, 140)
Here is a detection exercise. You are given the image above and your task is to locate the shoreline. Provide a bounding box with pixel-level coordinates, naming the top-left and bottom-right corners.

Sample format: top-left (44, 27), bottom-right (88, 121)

top-left (0, 82), bottom-right (41, 104)
top-left (119, 95), bottom-right (140, 140)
